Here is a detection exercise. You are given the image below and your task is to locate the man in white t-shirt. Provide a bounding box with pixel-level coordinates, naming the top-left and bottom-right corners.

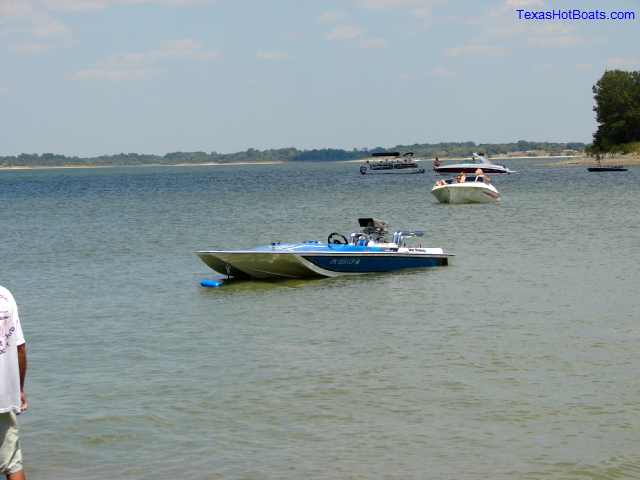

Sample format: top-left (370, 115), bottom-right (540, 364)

top-left (0, 286), bottom-right (28, 480)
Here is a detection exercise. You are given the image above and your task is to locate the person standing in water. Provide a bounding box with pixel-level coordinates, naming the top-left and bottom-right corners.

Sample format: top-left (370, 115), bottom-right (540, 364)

top-left (0, 285), bottom-right (28, 480)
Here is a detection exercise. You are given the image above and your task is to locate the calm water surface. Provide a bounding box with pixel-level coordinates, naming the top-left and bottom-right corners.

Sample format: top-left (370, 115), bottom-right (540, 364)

top-left (1, 161), bottom-right (639, 479)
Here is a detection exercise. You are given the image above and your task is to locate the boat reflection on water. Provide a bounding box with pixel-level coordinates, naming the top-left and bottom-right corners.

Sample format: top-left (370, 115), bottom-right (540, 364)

top-left (197, 218), bottom-right (452, 281)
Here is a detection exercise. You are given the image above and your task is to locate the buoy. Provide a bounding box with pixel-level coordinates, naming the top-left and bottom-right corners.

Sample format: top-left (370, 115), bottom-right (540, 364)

top-left (201, 279), bottom-right (224, 288)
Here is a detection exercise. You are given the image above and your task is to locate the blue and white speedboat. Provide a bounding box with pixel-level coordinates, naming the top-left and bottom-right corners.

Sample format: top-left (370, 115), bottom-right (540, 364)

top-left (197, 218), bottom-right (453, 280)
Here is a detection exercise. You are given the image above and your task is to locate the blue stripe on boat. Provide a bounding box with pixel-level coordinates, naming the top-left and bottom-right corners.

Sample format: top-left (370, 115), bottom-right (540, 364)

top-left (302, 255), bottom-right (447, 273)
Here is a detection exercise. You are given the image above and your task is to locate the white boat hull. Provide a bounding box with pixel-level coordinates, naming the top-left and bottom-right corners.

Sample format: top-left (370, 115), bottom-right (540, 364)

top-left (431, 182), bottom-right (500, 204)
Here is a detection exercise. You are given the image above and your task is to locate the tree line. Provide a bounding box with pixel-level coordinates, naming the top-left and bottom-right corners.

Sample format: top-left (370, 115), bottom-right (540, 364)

top-left (0, 141), bottom-right (585, 168)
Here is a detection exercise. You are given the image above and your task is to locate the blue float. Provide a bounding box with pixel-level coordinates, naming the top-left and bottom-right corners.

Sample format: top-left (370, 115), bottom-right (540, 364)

top-left (200, 279), bottom-right (224, 288)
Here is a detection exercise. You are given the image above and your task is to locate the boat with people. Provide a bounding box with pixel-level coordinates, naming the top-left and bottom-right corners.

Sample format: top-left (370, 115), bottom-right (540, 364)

top-left (360, 152), bottom-right (425, 175)
top-left (431, 171), bottom-right (500, 204)
top-left (197, 218), bottom-right (452, 281)
top-left (432, 152), bottom-right (514, 175)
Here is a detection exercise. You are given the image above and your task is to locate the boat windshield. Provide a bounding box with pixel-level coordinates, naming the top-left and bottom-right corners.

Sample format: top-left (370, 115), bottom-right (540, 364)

top-left (472, 152), bottom-right (489, 164)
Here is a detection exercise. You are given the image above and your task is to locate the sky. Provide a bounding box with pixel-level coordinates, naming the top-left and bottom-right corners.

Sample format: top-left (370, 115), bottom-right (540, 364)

top-left (0, 0), bottom-right (638, 156)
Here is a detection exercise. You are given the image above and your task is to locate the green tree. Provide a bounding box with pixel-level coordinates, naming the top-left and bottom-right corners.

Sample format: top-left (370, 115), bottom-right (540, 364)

top-left (592, 70), bottom-right (640, 152)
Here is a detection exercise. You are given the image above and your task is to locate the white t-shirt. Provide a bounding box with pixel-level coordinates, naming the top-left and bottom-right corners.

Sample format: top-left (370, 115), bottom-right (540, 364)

top-left (0, 286), bottom-right (25, 414)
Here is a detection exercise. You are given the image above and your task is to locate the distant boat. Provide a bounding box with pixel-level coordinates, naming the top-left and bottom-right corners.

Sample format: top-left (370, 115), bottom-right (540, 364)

top-left (432, 152), bottom-right (515, 175)
top-left (360, 152), bottom-right (425, 175)
top-left (587, 154), bottom-right (627, 172)
top-left (587, 166), bottom-right (628, 172)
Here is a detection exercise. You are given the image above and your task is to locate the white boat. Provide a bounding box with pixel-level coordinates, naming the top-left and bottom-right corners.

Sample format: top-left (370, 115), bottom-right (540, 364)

top-left (432, 152), bottom-right (514, 175)
top-left (431, 175), bottom-right (500, 204)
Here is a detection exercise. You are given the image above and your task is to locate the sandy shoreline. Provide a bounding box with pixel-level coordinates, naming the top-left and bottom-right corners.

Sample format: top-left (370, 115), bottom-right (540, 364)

top-left (2, 155), bottom-right (637, 170)
top-left (0, 161), bottom-right (285, 171)
top-left (543, 154), bottom-right (640, 167)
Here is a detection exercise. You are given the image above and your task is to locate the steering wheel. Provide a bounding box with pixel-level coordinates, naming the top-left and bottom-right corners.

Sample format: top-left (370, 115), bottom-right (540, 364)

top-left (327, 232), bottom-right (349, 245)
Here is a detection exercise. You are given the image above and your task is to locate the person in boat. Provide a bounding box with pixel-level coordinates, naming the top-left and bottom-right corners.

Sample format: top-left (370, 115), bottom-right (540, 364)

top-left (456, 172), bottom-right (466, 183)
top-left (475, 168), bottom-right (491, 184)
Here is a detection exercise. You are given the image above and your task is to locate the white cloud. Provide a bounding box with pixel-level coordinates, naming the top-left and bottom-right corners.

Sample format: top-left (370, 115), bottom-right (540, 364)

top-left (518, 23), bottom-right (586, 48)
top-left (606, 57), bottom-right (640, 70)
top-left (43, 0), bottom-right (211, 11)
top-left (8, 42), bottom-right (53, 54)
top-left (359, 37), bottom-right (387, 49)
top-left (0, 0), bottom-right (34, 17)
top-left (71, 66), bottom-right (159, 81)
top-left (527, 34), bottom-right (584, 48)
top-left (2, 0), bottom-right (210, 56)
top-left (505, 0), bottom-right (544, 7)
top-left (430, 65), bottom-right (455, 77)
top-left (2, 6), bottom-right (72, 54)
top-left (154, 38), bottom-right (221, 61)
top-left (411, 6), bottom-right (432, 20)
top-left (256, 50), bottom-right (289, 61)
top-left (70, 38), bottom-right (221, 81)
top-left (355, 0), bottom-right (442, 22)
top-left (533, 62), bottom-right (553, 72)
top-left (326, 24), bottom-right (364, 41)
top-left (42, 0), bottom-right (110, 10)
top-left (318, 10), bottom-right (346, 24)
top-left (445, 0), bottom-right (590, 59)
top-left (357, 0), bottom-right (434, 8)
top-left (324, 24), bottom-right (388, 50)
top-left (446, 43), bottom-right (507, 57)
top-left (31, 12), bottom-right (70, 37)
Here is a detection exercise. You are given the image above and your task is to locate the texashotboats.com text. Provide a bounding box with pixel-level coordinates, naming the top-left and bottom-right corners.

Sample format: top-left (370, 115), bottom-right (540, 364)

top-left (516, 9), bottom-right (635, 21)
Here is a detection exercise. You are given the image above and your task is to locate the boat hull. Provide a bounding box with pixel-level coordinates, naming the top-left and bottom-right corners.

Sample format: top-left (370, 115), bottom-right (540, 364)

top-left (197, 250), bottom-right (450, 280)
top-left (431, 183), bottom-right (500, 204)
top-left (361, 166), bottom-right (425, 175)
top-left (434, 165), bottom-right (510, 174)
top-left (302, 252), bottom-right (447, 273)
top-left (587, 166), bottom-right (628, 172)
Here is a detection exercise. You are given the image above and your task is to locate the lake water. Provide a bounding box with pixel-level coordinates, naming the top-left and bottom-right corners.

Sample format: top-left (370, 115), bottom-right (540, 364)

top-left (1, 160), bottom-right (639, 479)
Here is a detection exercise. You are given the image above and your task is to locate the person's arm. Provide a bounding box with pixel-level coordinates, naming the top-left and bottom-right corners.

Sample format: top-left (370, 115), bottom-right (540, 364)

top-left (17, 344), bottom-right (28, 412)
